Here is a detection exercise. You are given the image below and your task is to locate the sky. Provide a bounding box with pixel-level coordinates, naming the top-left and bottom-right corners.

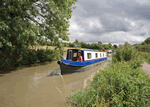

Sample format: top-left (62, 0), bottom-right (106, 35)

top-left (66, 0), bottom-right (150, 45)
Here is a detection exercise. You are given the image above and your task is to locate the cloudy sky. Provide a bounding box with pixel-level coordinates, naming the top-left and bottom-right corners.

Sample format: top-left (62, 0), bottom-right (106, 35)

top-left (67, 0), bottom-right (150, 45)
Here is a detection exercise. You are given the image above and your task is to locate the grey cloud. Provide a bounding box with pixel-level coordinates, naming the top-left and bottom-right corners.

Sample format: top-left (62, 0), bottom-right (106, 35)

top-left (68, 0), bottom-right (150, 44)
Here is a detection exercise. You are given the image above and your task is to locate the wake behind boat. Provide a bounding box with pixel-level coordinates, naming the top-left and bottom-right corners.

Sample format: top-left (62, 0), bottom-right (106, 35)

top-left (58, 49), bottom-right (107, 75)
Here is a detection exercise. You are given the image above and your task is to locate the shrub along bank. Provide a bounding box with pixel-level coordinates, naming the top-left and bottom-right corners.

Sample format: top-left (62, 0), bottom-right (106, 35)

top-left (66, 43), bottom-right (150, 107)
top-left (0, 46), bottom-right (63, 69)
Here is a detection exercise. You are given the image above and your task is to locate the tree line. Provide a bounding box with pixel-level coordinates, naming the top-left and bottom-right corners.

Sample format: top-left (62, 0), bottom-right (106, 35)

top-left (65, 39), bottom-right (118, 51)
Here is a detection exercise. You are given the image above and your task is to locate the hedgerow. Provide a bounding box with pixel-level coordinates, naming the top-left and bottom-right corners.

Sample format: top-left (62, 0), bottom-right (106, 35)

top-left (112, 42), bottom-right (143, 69)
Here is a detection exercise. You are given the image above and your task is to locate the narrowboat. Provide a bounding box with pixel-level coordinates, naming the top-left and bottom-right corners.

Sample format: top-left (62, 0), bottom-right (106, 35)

top-left (57, 49), bottom-right (107, 75)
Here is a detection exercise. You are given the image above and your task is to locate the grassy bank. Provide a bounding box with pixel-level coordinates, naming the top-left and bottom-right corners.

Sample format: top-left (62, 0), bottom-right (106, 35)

top-left (67, 61), bottom-right (150, 106)
top-left (138, 52), bottom-right (150, 64)
top-left (66, 43), bottom-right (150, 107)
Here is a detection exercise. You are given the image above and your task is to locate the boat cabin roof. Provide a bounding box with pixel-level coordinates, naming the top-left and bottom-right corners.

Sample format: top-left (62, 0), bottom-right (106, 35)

top-left (67, 49), bottom-right (105, 52)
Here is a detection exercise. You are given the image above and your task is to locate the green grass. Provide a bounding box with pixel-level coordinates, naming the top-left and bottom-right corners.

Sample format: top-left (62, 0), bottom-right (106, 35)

top-left (66, 61), bottom-right (150, 107)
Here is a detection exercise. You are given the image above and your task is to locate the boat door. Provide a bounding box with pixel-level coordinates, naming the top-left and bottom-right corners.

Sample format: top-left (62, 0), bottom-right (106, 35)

top-left (68, 50), bottom-right (72, 61)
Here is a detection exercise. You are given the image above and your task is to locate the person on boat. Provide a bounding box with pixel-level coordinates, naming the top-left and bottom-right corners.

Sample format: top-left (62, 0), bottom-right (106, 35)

top-left (77, 53), bottom-right (83, 62)
top-left (102, 47), bottom-right (105, 51)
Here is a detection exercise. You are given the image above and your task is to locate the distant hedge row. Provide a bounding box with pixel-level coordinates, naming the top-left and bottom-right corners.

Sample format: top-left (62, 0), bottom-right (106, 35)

top-left (134, 44), bottom-right (150, 52)
top-left (0, 47), bottom-right (63, 69)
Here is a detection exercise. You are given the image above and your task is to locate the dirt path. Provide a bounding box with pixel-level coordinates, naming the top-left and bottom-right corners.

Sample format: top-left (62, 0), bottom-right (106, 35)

top-left (142, 62), bottom-right (150, 77)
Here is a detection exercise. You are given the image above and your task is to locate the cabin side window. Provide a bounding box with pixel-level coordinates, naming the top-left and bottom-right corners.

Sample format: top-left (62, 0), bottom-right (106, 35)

top-left (100, 53), bottom-right (101, 57)
top-left (87, 53), bottom-right (91, 59)
top-left (95, 53), bottom-right (98, 58)
top-left (103, 53), bottom-right (105, 57)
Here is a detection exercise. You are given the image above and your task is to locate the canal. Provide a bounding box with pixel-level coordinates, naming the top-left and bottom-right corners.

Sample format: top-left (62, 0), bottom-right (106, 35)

top-left (0, 56), bottom-right (112, 107)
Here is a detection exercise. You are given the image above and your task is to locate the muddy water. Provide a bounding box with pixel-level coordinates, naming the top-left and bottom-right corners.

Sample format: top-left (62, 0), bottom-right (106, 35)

top-left (0, 57), bottom-right (111, 107)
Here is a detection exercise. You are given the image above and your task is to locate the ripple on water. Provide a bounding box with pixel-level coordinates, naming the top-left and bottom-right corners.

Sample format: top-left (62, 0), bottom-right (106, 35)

top-left (48, 68), bottom-right (61, 76)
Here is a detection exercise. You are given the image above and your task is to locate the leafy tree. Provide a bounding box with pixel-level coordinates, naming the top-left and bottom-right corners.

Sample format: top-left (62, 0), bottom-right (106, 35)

top-left (98, 41), bottom-right (102, 44)
top-left (144, 37), bottom-right (150, 44)
top-left (103, 45), bottom-right (109, 50)
top-left (0, 0), bottom-right (78, 49)
top-left (141, 42), bottom-right (146, 45)
top-left (124, 42), bottom-right (130, 47)
top-left (69, 43), bottom-right (75, 47)
top-left (74, 39), bottom-right (79, 44)
top-left (113, 44), bottom-right (117, 49)
top-left (108, 43), bottom-right (112, 49)
top-left (0, 0), bottom-right (78, 68)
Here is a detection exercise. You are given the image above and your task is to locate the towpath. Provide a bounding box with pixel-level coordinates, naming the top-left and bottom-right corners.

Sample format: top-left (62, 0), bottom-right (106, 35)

top-left (142, 62), bottom-right (150, 77)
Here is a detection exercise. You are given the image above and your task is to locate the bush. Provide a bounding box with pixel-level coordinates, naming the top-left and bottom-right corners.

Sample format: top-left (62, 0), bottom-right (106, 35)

top-left (112, 42), bottom-right (143, 69)
top-left (67, 61), bottom-right (150, 107)
top-left (0, 51), bottom-right (10, 69)
top-left (36, 49), bottom-right (61, 62)
top-left (0, 47), bottom-right (63, 69)
top-left (23, 49), bottom-right (40, 65)
top-left (0, 46), bottom-right (13, 69)
top-left (135, 44), bottom-right (150, 52)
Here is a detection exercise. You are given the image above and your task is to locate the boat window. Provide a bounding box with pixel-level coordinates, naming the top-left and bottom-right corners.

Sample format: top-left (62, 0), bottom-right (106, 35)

top-left (100, 53), bottom-right (101, 57)
top-left (95, 53), bottom-right (98, 58)
top-left (87, 53), bottom-right (91, 59)
top-left (103, 53), bottom-right (105, 57)
top-left (73, 53), bottom-right (77, 57)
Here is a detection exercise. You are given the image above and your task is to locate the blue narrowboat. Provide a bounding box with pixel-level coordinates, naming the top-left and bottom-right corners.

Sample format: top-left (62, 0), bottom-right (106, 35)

top-left (58, 49), bottom-right (107, 75)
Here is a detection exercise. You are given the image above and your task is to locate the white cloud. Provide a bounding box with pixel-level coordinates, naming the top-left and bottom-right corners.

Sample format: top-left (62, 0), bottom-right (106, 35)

top-left (135, 0), bottom-right (149, 5)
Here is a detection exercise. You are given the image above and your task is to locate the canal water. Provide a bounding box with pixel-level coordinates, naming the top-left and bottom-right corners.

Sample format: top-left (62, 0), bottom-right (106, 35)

top-left (0, 56), bottom-right (112, 107)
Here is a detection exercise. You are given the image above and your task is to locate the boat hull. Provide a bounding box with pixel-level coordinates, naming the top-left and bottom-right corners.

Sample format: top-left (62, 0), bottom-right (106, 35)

top-left (59, 60), bottom-right (105, 75)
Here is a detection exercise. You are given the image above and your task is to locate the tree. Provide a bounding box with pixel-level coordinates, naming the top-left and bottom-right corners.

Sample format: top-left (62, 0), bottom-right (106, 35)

top-left (108, 43), bottom-right (112, 49)
top-left (0, 0), bottom-right (78, 50)
top-left (103, 45), bottom-right (109, 50)
top-left (144, 37), bottom-right (150, 44)
top-left (98, 41), bottom-right (102, 44)
top-left (113, 44), bottom-right (118, 49)
top-left (74, 39), bottom-right (79, 44)
top-left (124, 42), bottom-right (130, 47)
